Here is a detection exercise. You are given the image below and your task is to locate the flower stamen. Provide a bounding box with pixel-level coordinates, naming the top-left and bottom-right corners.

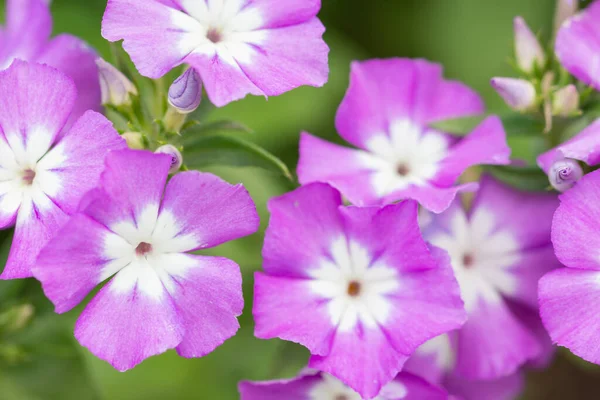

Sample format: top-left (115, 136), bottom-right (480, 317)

top-left (135, 242), bottom-right (153, 256)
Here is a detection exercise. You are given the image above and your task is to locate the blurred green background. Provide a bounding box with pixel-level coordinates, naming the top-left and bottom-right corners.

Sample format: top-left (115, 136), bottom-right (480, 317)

top-left (2, 0), bottom-right (600, 399)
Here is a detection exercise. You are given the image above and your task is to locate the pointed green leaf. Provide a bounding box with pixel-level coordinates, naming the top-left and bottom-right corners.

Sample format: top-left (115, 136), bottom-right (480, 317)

top-left (486, 165), bottom-right (550, 192)
top-left (183, 134), bottom-right (292, 180)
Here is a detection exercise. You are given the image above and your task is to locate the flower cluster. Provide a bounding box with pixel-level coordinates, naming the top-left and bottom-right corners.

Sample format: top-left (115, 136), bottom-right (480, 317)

top-left (4, 0), bottom-right (600, 399)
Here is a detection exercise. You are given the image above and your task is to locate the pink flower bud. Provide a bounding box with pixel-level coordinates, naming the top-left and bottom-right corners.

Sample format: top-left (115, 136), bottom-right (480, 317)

top-left (549, 158), bottom-right (583, 192)
top-left (552, 84), bottom-right (579, 116)
top-left (168, 68), bottom-right (202, 114)
top-left (554, 0), bottom-right (578, 34)
top-left (96, 58), bottom-right (138, 106)
top-left (155, 145), bottom-right (183, 174)
top-left (514, 16), bottom-right (546, 73)
top-left (490, 77), bottom-right (537, 111)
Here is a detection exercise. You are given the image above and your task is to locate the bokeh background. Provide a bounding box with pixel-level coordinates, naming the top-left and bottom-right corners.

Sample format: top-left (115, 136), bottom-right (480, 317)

top-left (2, 0), bottom-right (600, 399)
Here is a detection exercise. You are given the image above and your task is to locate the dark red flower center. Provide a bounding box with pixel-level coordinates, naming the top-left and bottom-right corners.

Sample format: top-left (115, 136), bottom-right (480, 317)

top-left (136, 242), bottom-right (153, 256)
top-left (347, 280), bottom-right (361, 297)
top-left (22, 169), bottom-right (36, 185)
top-left (396, 163), bottom-right (410, 176)
top-left (462, 253), bottom-right (475, 268)
top-left (206, 27), bottom-right (223, 43)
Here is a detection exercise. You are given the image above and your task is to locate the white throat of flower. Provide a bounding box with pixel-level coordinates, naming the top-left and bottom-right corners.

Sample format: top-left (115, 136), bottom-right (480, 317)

top-left (100, 205), bottom-right (199, 298)
top-left (359, 119), bottom-right (449, 196)
top-left (0, 127), bottom-right (63, 217)
top-left (428, 207), bottom-right (520, 312)
top-left (309, 237), bottom-right (399, 332)
top-left (416, 333), bottom-right (455, 372)
top-left (171, 0), bottom-right (266, 65)
top-left (309, 373), bottom-right (408, 400)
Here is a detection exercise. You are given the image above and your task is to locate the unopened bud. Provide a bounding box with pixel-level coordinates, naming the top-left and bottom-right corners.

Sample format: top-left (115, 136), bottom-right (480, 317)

top-left (155, 145), bottom-right (183, 174)
top-left (490, 77), bottom-right (537, 112)
top-left (554, 0), bottom-right (578, 34)
top-left (168, 68), bottom-right (202, 114)
top-left (122, 132), bottom-right (144, 149)
top-left (0, 304), bottom-right (34, 333)
top-left (552, 84), bottom-right (580, 116)
top-left (549, 158), bottom-right (583, 192)
top-left (96, 58), bottom-right (138, 106)
top-left (514, 17), bottom-right (546, 73)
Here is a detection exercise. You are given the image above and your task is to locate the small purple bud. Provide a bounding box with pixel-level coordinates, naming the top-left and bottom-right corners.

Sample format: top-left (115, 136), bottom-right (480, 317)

top-left (155, 145), bottom-right (183, 174)
top-left (168, 68), bottom-right (202, 114)
top-left (549, 158), bottom-right (583, 192)
top-left (96, 58), bottom-right (137, 106)
top-left (552, 84), bottom-right (579, 117)
top-left (514, 17), bottom-right (546, 73)
top-left (490, 77), bottom-right (537, 112)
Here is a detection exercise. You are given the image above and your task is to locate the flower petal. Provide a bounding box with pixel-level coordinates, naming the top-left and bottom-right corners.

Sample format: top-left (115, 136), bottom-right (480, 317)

top-left (37, 111), bottom-right (126, 215)
top-left (444, 371), bottom-right (524, 400)
top-left (551, 169), bottom-right (600, 270)
top-left (555, 1), bottom-right (600, 91)
top-left (239, 373), bottom-right (322, 400)
top-left (539, 268), bottom-right (600, 365)
top-left (155, 253), bottom-right (244, 358)
top-left (36, 35), bottom-right (102, 133)
top-left (33, 214), bottom-right (132, 313)
top-left (74, 262), bottom-right (184, 372)
top-left (253, 273), bottom-right (336, 357)
top-left (157, 171), bottom-right (259, 252)
top-left (263, 182), bottom-right (344, 278)
top-left (335, 58), bottom-right (483, 150)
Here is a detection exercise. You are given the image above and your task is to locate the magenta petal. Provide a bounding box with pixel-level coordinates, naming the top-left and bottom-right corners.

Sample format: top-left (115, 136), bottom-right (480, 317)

top-left (297, 132), bottom-right (383, 206)
top-left (184, 52), bottom-right (264, 107)
top-left (454, 298), bottom-right (540, 379)
top-left (36, 34), bottom-right (102, 131)
top-left (170, 255), bottom-right (244, 358)
top-left (239, 373), bottom-right (321, 400)
top-left (253, 273), bottom-right (336, 356)
top-left (159, 171), bottom-right (259, 251)
top-left (432, 116), bottom-right (511, 186)
top-left (539, 268), bottom-right (600, 364)
top-left (444, 371), bottom-right (524, 400)
top-left (335, 58), bottom-right (483, 149)
top-left (75, 271), bottom-right (185, 372)
top-left (555, 1), bottom-right (600, 91)
top-left (83, 150), bottom-right (172, 229)
top-left (102, 0), bottom-right (190, 78)
top-left (538, 119), bottom-right (600, 172)
top-left (0, 0), bottom-right (51, 68)
top-left (551, 169), bottom-right (600, 270)
top-left (0, 60), bottom-right (75, 148)
top-left (39, 111), bottom-right (126, 214)
top-left (263, 183), bottom-right (344, 278)
top-left (33, 214), bottom-right (123, 313)
top-left (234, 19), bottom-right (329, 97)
top-left (309, 328), bottom-right (410, 399)
top-left (245, 0), bottom-right (321, 28)
top-left (386, 182), bottom-right (479, 214)
top-left (1, 195), bottom-right (68, 279)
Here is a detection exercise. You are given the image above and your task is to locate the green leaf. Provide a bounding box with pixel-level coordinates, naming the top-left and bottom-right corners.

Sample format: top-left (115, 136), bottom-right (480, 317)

top-left (0, 231), bottom-right (25, 304)
top-left (1, 313), bottom-right (101, 400)
top-left (487, 165), bottom-right (550, 192)
top-left (181, 120), bottom-right (254, 136)
top-left (430, 114), bottom-right (544, 136)
top-left (183, 134), bottom-right (293, 180)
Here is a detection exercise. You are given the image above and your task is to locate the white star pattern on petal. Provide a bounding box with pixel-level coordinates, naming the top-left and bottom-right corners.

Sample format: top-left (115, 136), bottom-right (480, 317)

top-left (309, 237), bottom-right (399, 332)
top-left (359, 119), bottom-right (450, 196)
top-left (428, 207), bottom-right (520, 312)
top-left (309, 373), bottom-right (408, 400)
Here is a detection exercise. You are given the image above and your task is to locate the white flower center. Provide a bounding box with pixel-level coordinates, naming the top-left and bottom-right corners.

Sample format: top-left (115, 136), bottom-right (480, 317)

top-left (359, 119), bottom-right (449, 196)
top-left (171, 0), bottom-right (267, 66)
top-left (309, 373), bottom-right (407, 400)
top-left (428, 207), bottom-right (520, 312)
top-left (308, 237), bottom-right (399, 332)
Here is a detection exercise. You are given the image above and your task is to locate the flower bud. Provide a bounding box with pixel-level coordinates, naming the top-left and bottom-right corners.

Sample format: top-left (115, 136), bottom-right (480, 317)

top-left (96, 58), bottom-right (138, 106)
top-left (490, 77), bottom-right (537, 111)
top-left (122, 132), bottom-right (144, 149)
top-left (514, 17), bottom-right (546, 73)
top-left (549, 158), bottom-right (583, 192)
top-left (155, 145), bottom-right (183, 174)
top-left (168, 68), bottom-right (202, 114)
top-left (554, 0), bottom-right (578, 34)
top-left (552, 84), bottom-right (580, 117)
